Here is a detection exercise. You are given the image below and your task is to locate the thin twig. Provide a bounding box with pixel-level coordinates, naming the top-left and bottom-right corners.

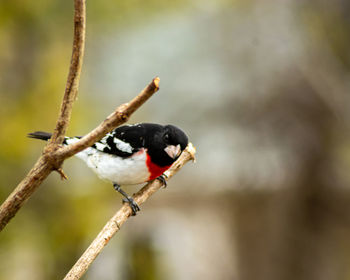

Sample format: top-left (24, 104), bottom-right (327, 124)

top-left (55, 77), bottom-right (160, 160)
top-left (63, 143), bottom-right (196, 280)
top-left (50, 0), bottom-right (86, 144)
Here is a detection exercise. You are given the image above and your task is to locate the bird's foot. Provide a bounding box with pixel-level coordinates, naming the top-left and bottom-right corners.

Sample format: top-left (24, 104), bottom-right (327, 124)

top-left (113, 183), bottom-right (140, 216)
top-left (157, 174), bottom-right (168, 188)
top-left (122, 197), bottom-right (140, 216)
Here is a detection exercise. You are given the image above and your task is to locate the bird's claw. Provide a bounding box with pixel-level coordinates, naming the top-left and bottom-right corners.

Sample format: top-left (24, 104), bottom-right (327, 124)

top-left (122, 197), bottom-right (140, 216)
top-left (157, 174), bottom-right (168, 188)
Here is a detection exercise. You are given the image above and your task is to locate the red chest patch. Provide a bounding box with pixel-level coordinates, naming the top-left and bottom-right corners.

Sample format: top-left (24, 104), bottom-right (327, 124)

top-left (146, 154), bottom-right (172, 181)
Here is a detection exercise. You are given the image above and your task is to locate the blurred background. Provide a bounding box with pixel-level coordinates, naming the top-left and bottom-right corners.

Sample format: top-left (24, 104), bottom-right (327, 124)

top-left (1, 0), bottom-right (350, 279)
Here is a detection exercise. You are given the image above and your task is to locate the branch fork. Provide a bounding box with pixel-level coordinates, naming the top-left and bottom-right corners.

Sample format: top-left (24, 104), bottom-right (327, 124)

top-left (0, 2), bottom-right (195, 280)
top-left (0, 0), bottom-right (161, 232)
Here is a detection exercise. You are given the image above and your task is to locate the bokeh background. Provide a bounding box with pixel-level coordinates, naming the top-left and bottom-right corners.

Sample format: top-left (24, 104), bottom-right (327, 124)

top-left (1, 0), bottom-right (350, 279)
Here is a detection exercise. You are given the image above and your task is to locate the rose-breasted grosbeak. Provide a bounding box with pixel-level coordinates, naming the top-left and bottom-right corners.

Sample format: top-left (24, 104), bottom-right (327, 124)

top-left (28, 123), bottom-right (188, 215)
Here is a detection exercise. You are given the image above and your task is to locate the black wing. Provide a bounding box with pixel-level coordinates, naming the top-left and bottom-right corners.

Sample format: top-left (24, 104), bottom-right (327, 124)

top-left (91, 124), bottom-right (150, 158)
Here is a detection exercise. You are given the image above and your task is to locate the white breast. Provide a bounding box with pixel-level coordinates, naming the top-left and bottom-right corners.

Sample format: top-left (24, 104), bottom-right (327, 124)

top-left (75, 147), bottom-right (150, 185)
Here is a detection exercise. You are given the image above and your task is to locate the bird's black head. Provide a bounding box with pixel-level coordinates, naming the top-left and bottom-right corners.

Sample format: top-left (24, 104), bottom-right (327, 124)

top-left (147, 124), bottom-right (188, 167)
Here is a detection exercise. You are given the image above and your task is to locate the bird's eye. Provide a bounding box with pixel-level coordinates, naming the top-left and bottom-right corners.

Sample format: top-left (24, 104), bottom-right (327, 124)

top-left (164, 133), bottom-right (169, 141)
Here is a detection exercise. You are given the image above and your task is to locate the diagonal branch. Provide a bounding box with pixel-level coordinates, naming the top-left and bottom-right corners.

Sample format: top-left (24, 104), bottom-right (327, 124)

top-left (63, 143), bottom-right (196, 280)
top-left (0, 0), bottom-right (159, 232)
top-left (55, 77), bottom-right (160, 160)
top-left (0, 77), bottom-right (160, 232)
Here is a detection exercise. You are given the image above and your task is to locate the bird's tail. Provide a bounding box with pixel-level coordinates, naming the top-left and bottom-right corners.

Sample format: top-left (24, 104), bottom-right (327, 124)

top-left (27, 131), bottom-right (52, 141)
top-left (28, 131), bottom-right (81, 145)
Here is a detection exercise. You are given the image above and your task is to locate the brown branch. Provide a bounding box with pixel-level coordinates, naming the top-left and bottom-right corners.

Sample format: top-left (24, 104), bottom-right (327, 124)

top-left (0, 157), bottom-right (53, 231)
top-left (63, 143), bottom-right (196, 280)
top-left (0, 0), bottom-right (159, 232)
top-left (0, 0), bottom-right (86, 232)
top-left (0, 77), bottom-right (160, 232)
top-left (50, 0), bottom-right (86, 144)
top-left (55, 77), bottom-right (160, 160)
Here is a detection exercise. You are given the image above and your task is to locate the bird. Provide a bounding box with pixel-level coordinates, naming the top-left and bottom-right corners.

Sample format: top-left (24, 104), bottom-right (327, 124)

top-left (28, 123), bottom-right (189, 215)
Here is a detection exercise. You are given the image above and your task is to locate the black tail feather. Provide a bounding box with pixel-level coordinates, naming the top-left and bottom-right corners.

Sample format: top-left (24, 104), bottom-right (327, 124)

top-left (27, 131), bottom-right (52, 141)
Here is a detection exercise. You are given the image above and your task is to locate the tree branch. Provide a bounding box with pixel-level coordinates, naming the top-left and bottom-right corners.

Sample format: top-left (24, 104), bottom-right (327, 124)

top-left (55, 77), bottom-right (160, 160)
top-left (0, 77), bottom-right (159, 232)
top-left (0, 0), bottom-right (86, 232)
top-left (50, 0), bottom-right (86, 144)
top-left (63, 143), bottom-right (196, 280)
top-left (0, 0), bottom-right (159, 232)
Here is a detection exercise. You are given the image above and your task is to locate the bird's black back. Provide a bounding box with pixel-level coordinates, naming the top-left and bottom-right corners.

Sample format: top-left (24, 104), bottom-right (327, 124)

top-left (93, 123), bottom-right (163, 157)
top-left (92, 123), bottom-right (188, 167)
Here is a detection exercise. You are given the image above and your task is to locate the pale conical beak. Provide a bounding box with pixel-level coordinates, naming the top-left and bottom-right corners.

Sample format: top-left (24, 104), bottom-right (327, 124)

top-left (164, 144), bottom-right (181, 159)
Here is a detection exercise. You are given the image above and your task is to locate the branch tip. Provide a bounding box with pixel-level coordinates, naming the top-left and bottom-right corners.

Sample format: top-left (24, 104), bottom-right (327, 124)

top-left (56, 168), bottom-right (69, 180)
top-left (153, 77), bottom-right (160, 88)
top-left (187, 143), bottom-right (197, 163)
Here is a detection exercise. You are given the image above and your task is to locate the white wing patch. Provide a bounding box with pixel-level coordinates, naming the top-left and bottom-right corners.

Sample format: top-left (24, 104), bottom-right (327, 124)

top-left (95, 142), bottom-right (107, 151)
top-left (113, 137), bottom-right (133, 153)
